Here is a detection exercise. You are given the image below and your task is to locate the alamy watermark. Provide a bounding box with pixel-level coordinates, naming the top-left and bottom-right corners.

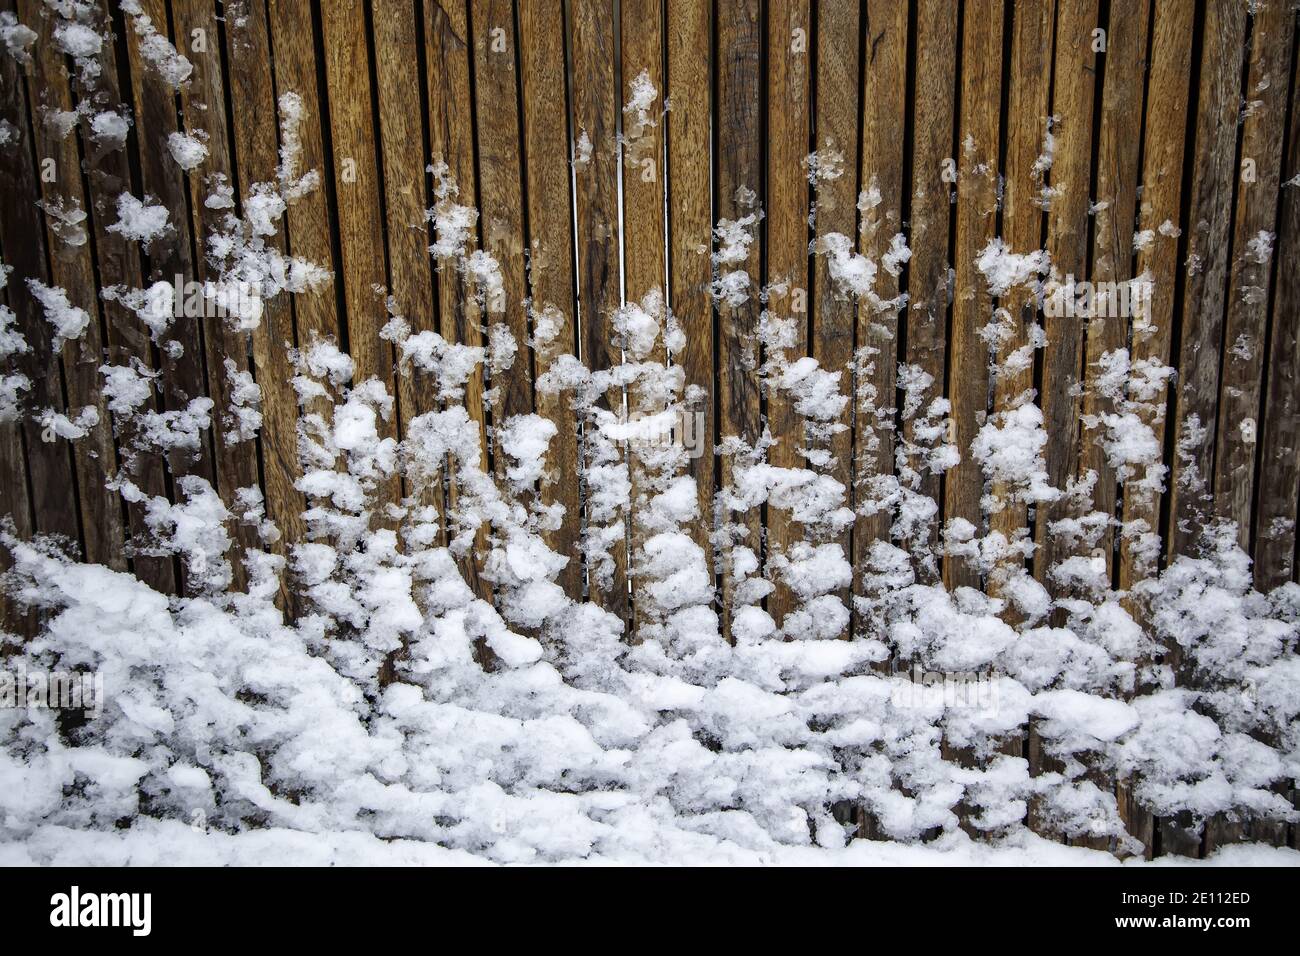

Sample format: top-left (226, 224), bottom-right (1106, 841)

top-left (1044, 275), bottom-right (1154, 319)
top-left (0, 663), bottom-right (104, 719)
top-left (891, 666), bottom-right (1000, 716)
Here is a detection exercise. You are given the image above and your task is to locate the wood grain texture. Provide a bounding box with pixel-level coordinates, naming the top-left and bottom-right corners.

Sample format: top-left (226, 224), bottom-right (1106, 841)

top-left (121, 0), bottom-right (216, 507)
top-left (0, 8), bottom-right (81, 553)
top-left (1164, 0), bottom-right (1249, 563)
top-left (172, 0), bottom-right (261, 589)
top-left (1118, 0), bottom-right (1192, 596)
top-left (909, 0), bottom-right (958, 586)
top-left (989, 0), bottom-right (1054, 598)
top-left (665, 0), bottom-right (713, 578)
top-left (1254, 13), bottom-right (1300, 591)
top-left (620, 0), bottom-right (668, 634)
top-left (811, 0), bottom-right (859, 629)
top-left (76, 0), bottom-right (178, 594)
top-left (1212, 1), bottom-right (1293, 550)
top-left (716, 0), bottom-right (762, 633)
top-left (320, 0), bottom-right (402, 522)
top-left (1034, 0), bottom-right (1098, 585)
top-left (1080, 0), bottom-right (1149, 579)
top-left (17, 0), bottom-right (126, 570)
top-left (570, 0), bottom-right (628, 623)
top-left (853, 0), bottom-right (907, 582)
top-left (520, 0), bottom-right (582, 601)
top-left (426, 0), bottom-right (491, 601)
top-left (224, 0), bottom-right (312, 599)
top-left (470, 0), bottom-right (531, 423)
top-left (764, 0), bottom-right (812, 626)
top-left (948, 0), bottom-right (1003, 591)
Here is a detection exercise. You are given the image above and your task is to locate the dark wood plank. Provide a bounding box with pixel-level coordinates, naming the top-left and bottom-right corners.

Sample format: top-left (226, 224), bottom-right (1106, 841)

top-left (948, 0), bottom-right (1003, 592)
top-left (716, 0), bottom-right (762, 635)
top-left (1255, 12), bottom-right (1300, 591)
top-left (988, 0), bottom-right (1054, 599)
top-left (1034, 0), bottom-right (1098, 584)
top-left (620, 0), bottom-right (669, 634)
top-left (1212, 1), bottom-right (1293, 550)
top-left (570, 0), bottom-right (627, 622)
top-left (853, 0), bottom-right (907, 586)
top-left (1080, 0), bottom-right (1149, 579)
top-left (17, 0), bottom-right (126, 570)
top-left (1164, 0), bottom-right (1249, 563)
top-left (665, 0), bottom-right (714, 577)
top-left (765, 0), bottom-right (812, 626)
top-left (520, 0), bottom-right (582, 600)
top-left (908, 0), bottom-right (958, 586)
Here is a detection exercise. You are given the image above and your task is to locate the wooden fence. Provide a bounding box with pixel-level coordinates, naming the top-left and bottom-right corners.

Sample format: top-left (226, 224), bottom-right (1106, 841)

top-left (0, 0), bottom-right (1298, 854)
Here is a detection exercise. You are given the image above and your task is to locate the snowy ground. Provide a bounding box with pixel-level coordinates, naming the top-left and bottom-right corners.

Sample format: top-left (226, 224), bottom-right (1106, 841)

top-left (4, 822), bottom-right (1296, 867)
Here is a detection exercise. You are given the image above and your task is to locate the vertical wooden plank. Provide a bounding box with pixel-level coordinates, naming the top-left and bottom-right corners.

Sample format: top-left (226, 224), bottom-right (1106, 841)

top-left (267, 0), bottom-right (342, 348)
top-left (425, 0), bottom-right (491, 601)
top-left (172, 0), bottom-right (261, 586)
top-left (620, 0), bottom-right (668, 633)
top-left (810, 0), bottom-right (859, 631)
top-left (121, 0), bottom-right (216, 498)
top-left (571, 0), bottom-right (627, 622)
top-left (224, 0), bottom-right (312, 580)
top-left (909, 0), bottom-right (958, 585)
top-left (1255, 17), bottom-right (1300, 591)
top-left (666, 0), bottom-right (714, 578)
top-left (320, 0), bottom-right (402, 518)
top-left (373, 0), bottom-right (439, 437)
top-left (77, 0), bottom-right (177, 594)
top-left (1034, 0), bottom-right (1098, 584)
top-left (1118, 0), bottom-right (1192, 595)
top-left (1080, 0), bottom-right (1149, 577)
top-left (989, 0), bottom-right (1054, 597)
top-left (765, 0), bottom-right (812, 626)
top-left (715, 0), bottom-right (762, 633)
top-left (948, 0), bottom-right (1004, 590)
top-left (853, 0), bottom-right (907, 577)
top-left (1213, 1), bottom-right (1294, 550)
top-left (0, 9), bottom-right (81, 549)
top-left (520, 0), bottom-right (582, 600)
top-left (17, 0), bottom-right (126, 570)
top-left (1164, 0), bottom-right (1249, 563)
top-left (470, 0), bottom-right (531, 421)
top-left (0, 218), bottom-right (36, 636)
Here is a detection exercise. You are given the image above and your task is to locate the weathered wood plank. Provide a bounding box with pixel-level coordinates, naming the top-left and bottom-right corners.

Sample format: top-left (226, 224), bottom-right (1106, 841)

top-left (988, 0), bottom-right (1054, 599)
top-left (948, 0), bottom-right (1003, 592)
top-left (224, 0), bottom-right (312, 591)
top-left (320, 0), bottom-right (404, 525)
top-left (0, 10), bottom-right (81, 552)
top-left (853, 0), bottom-right (907, 590)
top-left (620, 0), bottom-right (669, 634)
top-left (17, 0), bottom-right (126, 570)
top-left (425, 0), bottom-right (490, 599)
top-left (1034, 0), bottom-right (1098, 584)
top-left (1117, 0), bottom-right (1193, 596)
top-left (570, 0), bottom-right (627, 621)
top-left (665, 0), bottom-right (714, 578)
top-left (520, 0), bottom-right (582, 600)
top-left (470, 0), bottom-right (531, 423)
top-left (1212, 1), bottom-right (1294, 551)
top-left (1254, 11), bottom-right (1300, 591)
top-left (716, 0), bottom-right (762, 634)
top-left (1080, 0), bottom-right (1149, 579)
top-left (765, 0), bottom-right (812, 626)
top-left (908, 0), bottom-right (958, 586)
top-left (1164, 0), bottom-right (1249, 563)
top-left (172, 0), bottom-right (261, 588)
